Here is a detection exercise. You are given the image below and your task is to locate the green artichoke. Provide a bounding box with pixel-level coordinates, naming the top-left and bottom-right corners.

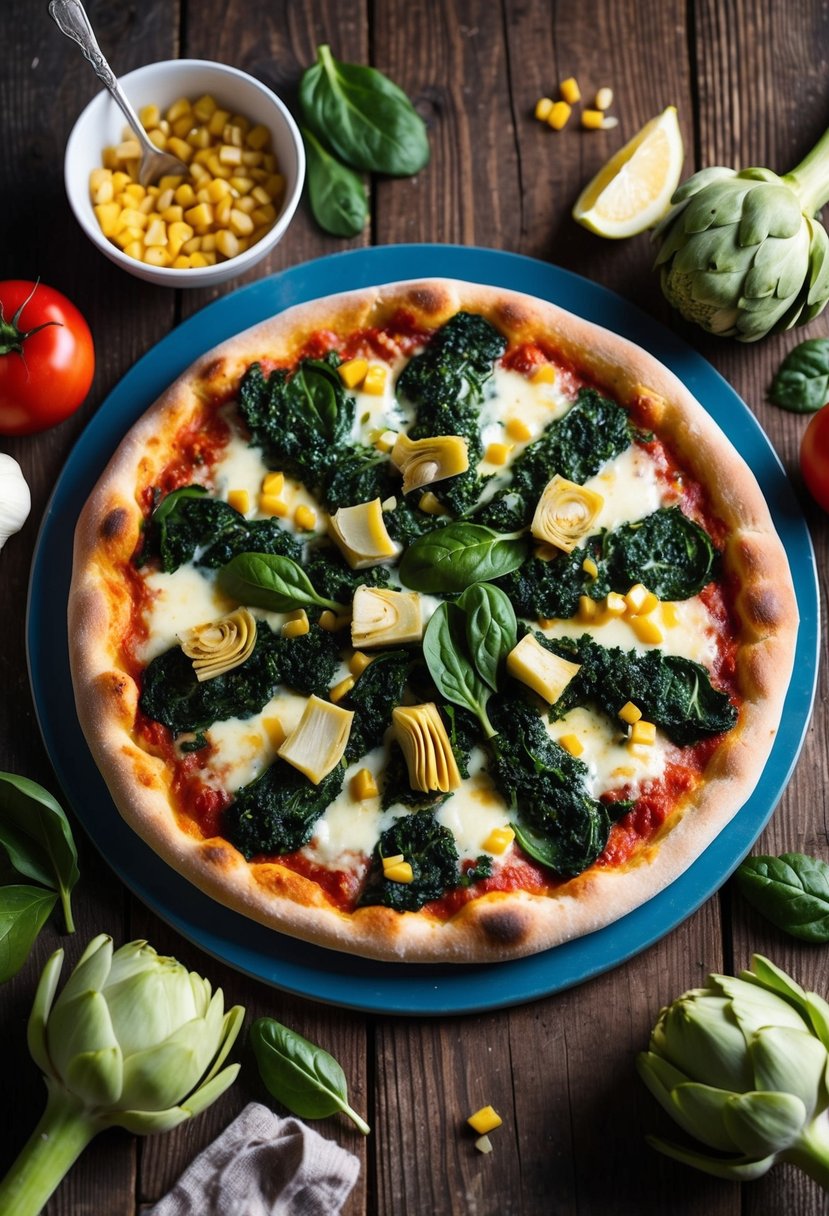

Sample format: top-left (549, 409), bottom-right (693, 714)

top-left (653, 130), bottom-right (829, 341)
top-left (0, 934), bottom-right (245, 1215)
top-left (638, 954), bottom-right (829, 1186)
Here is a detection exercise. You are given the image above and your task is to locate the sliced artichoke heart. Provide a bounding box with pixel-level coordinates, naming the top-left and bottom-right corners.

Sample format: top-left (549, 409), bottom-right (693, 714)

top-left (351, 586), bottom-right (423, 648)
top-left (506, 634), bottom-right (582, 704)
top-left (180, 608), bottom-right (257, 682)
top-left (328, 498), bottom-right (401, 569)
top-left (390, 433), bottom-right (469, 495)
top-left (277, 694), bottom-right (354, 784)
top-left (531, 475), bottom-right (604, 553)
top-left (392, 703), bottom-right (461, 793)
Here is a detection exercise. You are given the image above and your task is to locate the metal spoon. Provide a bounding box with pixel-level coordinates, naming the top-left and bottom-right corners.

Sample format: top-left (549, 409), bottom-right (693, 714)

top-left (49, 0), bottom-right (189, 186)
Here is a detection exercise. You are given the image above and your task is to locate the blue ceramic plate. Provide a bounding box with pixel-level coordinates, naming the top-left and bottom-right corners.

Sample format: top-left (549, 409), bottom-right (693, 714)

top-left (27, 246), bottom-right (819, 1015)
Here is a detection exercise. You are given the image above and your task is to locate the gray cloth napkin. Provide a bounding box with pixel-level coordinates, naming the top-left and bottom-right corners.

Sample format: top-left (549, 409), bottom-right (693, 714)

top-left (146, 1102), bottom-right (360, 1216)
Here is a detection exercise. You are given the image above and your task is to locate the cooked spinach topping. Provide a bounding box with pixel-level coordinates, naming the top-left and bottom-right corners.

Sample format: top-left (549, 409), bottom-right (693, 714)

top-left (146, 486), bottom-right (302, 574)
top-left (139, 630), bottom-right (280, 735)
top-left (272, 623), bottom-right (342, 697)
top-left (477, 388), bottom-right (635, 530)
top-left (223, 759), bottom-right (344, 858)
top-left (603, 506), bottom-right (716, 599)
top-left (358, 811), bottom-right (465, 912)
top-left (381, 744), bottom-right (452, 813)
top-left (237, 354), bottom-right (353, 491)
top-left (496, 535), bottom-right (610, 619)
top-left (540, 633), bottom-right (738, 745)
top-left (398, 312), bottom-right (507, 514)
top-left (341, 650), bottom-right (411, 762)
top-left (304, 545), bottom-right (391, 603)
top-left (323, 444), bottom-right (397, 512)
top-left (383, 498), bottom-right (445, 545)
top-left (488, 698), bottom-right (621, 876)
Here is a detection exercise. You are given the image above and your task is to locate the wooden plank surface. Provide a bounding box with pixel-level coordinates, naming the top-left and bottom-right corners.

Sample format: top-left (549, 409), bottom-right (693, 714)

top-left (0, 1), bottom-right (826, 1214)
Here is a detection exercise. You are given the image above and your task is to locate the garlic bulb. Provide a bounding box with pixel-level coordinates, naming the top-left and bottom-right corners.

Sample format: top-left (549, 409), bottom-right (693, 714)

top-left (0, 454), bottom-right (30, 552)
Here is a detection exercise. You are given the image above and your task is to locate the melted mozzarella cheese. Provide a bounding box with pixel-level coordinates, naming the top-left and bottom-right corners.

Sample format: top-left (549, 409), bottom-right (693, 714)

top-left (583, 445), bottom-right (663, 531)
top-left (200, 690), bottom-right (310, 794)
top-left (546, 708), bottom-right (670, 797)
top-left (139, 566), bottom-right (232, 663)
top-left (538, 595), bottom-right (717, 667)
top-left (434, 763), bottom-right (510, 859)
top-left (307, 748), bottom-right (390, 867)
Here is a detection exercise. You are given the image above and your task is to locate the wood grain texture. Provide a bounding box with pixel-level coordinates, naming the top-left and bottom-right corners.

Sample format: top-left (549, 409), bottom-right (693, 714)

top-left (0, 1), bottom-right (827, 1214)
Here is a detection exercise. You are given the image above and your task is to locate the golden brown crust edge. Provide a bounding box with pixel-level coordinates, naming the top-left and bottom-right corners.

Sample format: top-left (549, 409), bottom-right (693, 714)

top-left (68, 278), bottom-right (799, 964)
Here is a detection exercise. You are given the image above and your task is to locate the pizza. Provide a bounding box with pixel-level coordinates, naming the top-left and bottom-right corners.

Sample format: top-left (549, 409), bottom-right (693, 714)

top-left (68, 278), bottom-right (798, 963)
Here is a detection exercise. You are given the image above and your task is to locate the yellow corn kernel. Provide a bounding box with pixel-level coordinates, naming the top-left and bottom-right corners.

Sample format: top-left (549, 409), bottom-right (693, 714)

top-left (161, 205), bottom-right (184, 224)
top-left (235, 194), bottom-right (257, 215)
top-left (282, 610), bottom-right (310, 639)
top-left (227, 489), bottom-right (250, 515)
top-left (189, 161), bottom-right (209, 183)
top-left (259, 494), bottom-right (289, 517)
top-left (384, 861), bottom-right (414, 884)
top-left (206, 177), bottom-right (232, 202)
top-left (188, 252), bottom-right (209, 268)
top-left (661, 602), bottom-right (680, 628)
top-left (362, 365), bottom-right (387, 395)
top-left (102, 146), bottom-right (119, 169)
top-left (143, 218), bottom-right (167, 247)
top-left (581, 109), bottom-right (605, 130)
top-left (166, 97), bottom-right (192, 123)
top-left (215, 228), bottom-right (240, 259)
top-left (578, 595), bottom-right (599, 622)
top-left (625, 583), bottom-right (652, 615)
top-left (117, 207), bottom-right (147, 231)
top-left (418, 491), bottom-right (447, 516)
top-left (192, 93), bottom-right (218, 122)
top-left (187, 125), bottom-right (212, 150)
top-left (115, 139), bottom-right (141, 161)
top-left (534, 97), bottom-right (555, 122)
top-left (122, 240), bottom-right (144, 262)
top-left (158, 174), bottom-right (185, 191)
top-left (582, 556), bottom-right (599, 579)
top-left (560, 76), bottom-right (581, 104)
top-left (173, 182), bottom-right (196, 207)
top-left (182, 235), bottom-right (202, 255)
top-left (548, 101), bottom-right (572, 130)
top-left (139, 103), bottom-right (161, 129)
top-left (251, 184), bottom-right (272, 205)
top-left (92, 178), bottom-right (115, 205)
top-left (114, 227), bottom-right (145, 250)
top-left (372, 429), bottom-right (397, 453)
top-left (595, 87), bottom-right (614, 111)
top-left (484, 442), bottom-right (513, 466)
top-left (252, 203), bottom-right (278, 226)
top-left (219, 144), bottom-right (243, 166)
top-left (262, 471), bottom-right (285, 496)
top-left (382, 854), bottom-right (405, 870)
top-left (559, 734), bottom-right (584, 758)
top-left (329, 675), bottom-right (355, 703)
top-left (629, 719), bottom-right (657, 747)
top-left (483, 825), bottom-right (515, 855)
top-left (468, 1106), bottom-right (502, 1135)
top-left (144, 247), bottom-right (171, 268)
top-left (505, 417), bottom-right (532, 442)
top-left (263, 715), bottom-right (286, 750)
top-left (618, 701), bottom-right (642, 726)
top-left (294, 504), bottom-right (317, 531)
top-left (171, 255), bottom-right (191, 269)
top-left (318, 610), bottom-right (339, 633)
top-left (605, 591), bottom-right (627, 617)
top-left (229, 208), bottom-right (255, 237)
top-left (208, 108), bottom-right (231, 136)
top-left (531, 363), bottom-right (556, 384)
top-left (229, 174), bottom-right (255, 194)
top-left (172, 114), bottom-right (195, 138)
top-left (184, 202), bottom-right (214, 228)
top-left (348, 651), bottom-right (373, 677)
top-left (537, 617), bottom-right (556, 629)
top-left (94, 202), bottom-right (121, 237)
top-left (350, 768), bottom-right (379, 800)
top-left (111, 170), bottom-right (131, 191)
top-left (630, 616), bottom-right (664, 645)
top-left (166, 136), bottom-right (194, 163)
top-left (246, 123), bottom-right (271, 150)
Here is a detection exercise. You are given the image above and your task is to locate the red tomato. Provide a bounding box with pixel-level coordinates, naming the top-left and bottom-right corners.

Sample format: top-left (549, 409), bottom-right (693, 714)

top-left (801, 403), bottom-right (829, 512)
top-left (0, 280), bottom-right (95, 435)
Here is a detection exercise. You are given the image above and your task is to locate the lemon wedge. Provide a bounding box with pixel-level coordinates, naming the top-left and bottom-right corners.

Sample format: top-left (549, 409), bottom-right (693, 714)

top-left (572, 106), bottom-right (684, 238)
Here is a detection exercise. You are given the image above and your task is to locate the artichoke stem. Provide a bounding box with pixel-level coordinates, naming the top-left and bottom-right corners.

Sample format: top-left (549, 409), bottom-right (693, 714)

top-left (784, 1114), bottom-right (829, 1191)
top-left (0, 1081), bottom-right (100, 1215)
top-left (784, 125), bottom-right (829, 215)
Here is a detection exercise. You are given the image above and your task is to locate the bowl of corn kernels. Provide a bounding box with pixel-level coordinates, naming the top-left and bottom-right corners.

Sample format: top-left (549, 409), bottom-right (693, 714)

top-left (64, 59), bottom-right (305, 286)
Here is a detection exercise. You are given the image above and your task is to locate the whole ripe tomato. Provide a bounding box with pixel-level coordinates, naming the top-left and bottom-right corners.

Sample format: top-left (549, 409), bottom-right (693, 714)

top-left (801, 403), bottom-right (829, 512)
top-left (0, 280), bottom-right (95, 435)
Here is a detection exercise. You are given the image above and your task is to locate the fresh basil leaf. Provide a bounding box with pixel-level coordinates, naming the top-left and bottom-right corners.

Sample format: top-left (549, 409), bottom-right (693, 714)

top-left (736, 853), bottom-right (829, 941)
top-left (423, 602), bottom-right (496, 738)
top-left (250, 1017), bottom-right (370, 1134)
top-left (302, 126), bottom-right (368, 237)
top-left (770, 339), bottom-right (829, 413)
top-left (300, 44), bottom-right (429, 177)
top-left (0, 773), bottom-right (78, 933)
top-left (218, 553), bottom-right (344, 614)
top-left (0, 885), bottom-right (57, 982)
top-left (456, 583), bottom-right (517, 691)
top-left (399, 523), bottom-right (527, 593)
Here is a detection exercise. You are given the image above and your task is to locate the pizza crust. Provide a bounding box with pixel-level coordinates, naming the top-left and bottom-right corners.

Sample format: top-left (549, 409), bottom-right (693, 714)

top-left (68, 279), bottom-right (799, 963)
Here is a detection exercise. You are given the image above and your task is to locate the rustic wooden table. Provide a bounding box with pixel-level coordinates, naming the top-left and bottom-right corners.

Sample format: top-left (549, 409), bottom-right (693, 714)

top-left (1, 1), bottom-right (827, 1213)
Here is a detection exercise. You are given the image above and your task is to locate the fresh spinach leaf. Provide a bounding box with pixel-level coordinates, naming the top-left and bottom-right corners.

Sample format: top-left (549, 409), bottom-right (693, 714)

top-left (223, 760), bottom-right (344, 858)
top-left (300, 43), bottom-right (429, 177)
top-left (359, 811), bottom-right (462, 911)
top-left (456, 583), bottom-right (517, 691)
top-left (603, 506), bottom-right (716, 599)
top-left (735, 853), bottom-right (829, 941)
top-left (399, 522), bottom-right (527, 593)
top-left (219, 552), bottom-right (345, 614)
top-left (302, 125), bottom-right (368, 236)
top-left (0, 886), bottom-right (58, 982)
top-left (0, 773), bottom-right (79, 933)
top-left (769, 339), bottom-right (829, 413)
top-left (423, 602), bottom-right (497, 738)
top-left (251, 1017), bottom-right (369, 1133)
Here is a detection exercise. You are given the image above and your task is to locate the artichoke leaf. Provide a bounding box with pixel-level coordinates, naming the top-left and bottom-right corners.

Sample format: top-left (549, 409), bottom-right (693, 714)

top-left (392, 703), bottom-right (461, 793)
top-left (670, 1082), bottom-right (743, 1152)
top-left (531, 475), bottom-right (604, 553)
top-left (351, 585), bottom-right (422, 647)
top-left (328, 498), bottom-right (400, 569)
top-left (749, 1025), bottom-right (828, 1119)
top-left (740, 180), bottom-right (802, 242)
top-left (672, 165), bottom-right (735, 204)
top-left (722, 1090), bottom-right (806, 1158)
top-left (390, 433), bottom-right (469, 495)
top-left (278, 695), bottom-right (354, 784)
top-left (506, 634), bottom-right (581, 705)
top-left (180, 608), bottom-right (257, 682)
top-left (645, 1134), bottom-right (777, 1182)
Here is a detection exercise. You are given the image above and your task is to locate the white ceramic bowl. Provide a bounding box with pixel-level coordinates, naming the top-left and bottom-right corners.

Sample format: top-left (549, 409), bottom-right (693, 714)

top-left (65, 59), bottom-right (305, 287)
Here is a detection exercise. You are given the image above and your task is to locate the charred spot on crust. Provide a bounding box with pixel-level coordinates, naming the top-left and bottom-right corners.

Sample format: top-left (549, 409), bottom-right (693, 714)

top-left (495, 301), bottom-right (532, 334)
top-left (407, 286), bottom-right (450, 317)
top-left (477, 906), bottom-right (531, 947)
top-left (202, 357), bottom-right (228, 384)
top-left (742, 584), bottom-right (784, 632)
top-left (101, 507), bottom-right (128, 542)
top-left (202, 843), bottom-right (233, 869)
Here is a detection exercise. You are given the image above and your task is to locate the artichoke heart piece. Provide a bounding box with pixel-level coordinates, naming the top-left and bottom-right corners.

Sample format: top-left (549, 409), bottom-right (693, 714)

top-left (390, 433), bottom-right (469, 495)
top-left (506, 634), bottom-right (581, 704)
top-left (328, 498), bottom-right (401, 569)
top-left (392, 702), bottom-right (462, 793)
top-left (351, 586), bottom-right (423, 648)
top-left (531, 475), bottom-right (604, 553)
top-left (278, 694), bottom-right (354, 784)
top-left (180, 608), bottom-right (257, 682)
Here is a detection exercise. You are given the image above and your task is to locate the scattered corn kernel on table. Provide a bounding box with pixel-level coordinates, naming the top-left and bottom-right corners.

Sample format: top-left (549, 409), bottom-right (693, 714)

top-left (2, 1), bottom-right (828, 1213)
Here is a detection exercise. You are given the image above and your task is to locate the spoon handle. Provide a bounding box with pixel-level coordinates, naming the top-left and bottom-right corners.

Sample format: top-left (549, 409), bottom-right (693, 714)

top-left (48, 0), bottom-right (150, 147)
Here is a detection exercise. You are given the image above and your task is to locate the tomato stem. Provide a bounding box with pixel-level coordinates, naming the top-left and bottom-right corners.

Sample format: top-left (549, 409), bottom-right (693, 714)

top-left (0, 279), bottom-right (62, 357)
